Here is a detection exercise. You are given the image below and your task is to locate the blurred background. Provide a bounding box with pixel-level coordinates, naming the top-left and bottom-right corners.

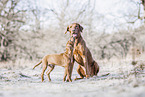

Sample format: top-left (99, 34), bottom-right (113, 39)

top-left (0, 0), bottom-right (145, 62)
top-left (1, 1), bottom-right (145, 97)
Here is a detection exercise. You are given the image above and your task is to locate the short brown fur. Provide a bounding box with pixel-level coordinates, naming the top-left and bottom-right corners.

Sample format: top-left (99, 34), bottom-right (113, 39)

top-left (33, 39), bottom-right (75, 82)
top-left (65, 23), bottom-right (99, 79)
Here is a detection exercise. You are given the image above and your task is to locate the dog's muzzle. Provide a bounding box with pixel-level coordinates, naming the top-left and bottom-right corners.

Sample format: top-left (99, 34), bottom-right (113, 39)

top-left (72, 33), bottom-right (78, 37)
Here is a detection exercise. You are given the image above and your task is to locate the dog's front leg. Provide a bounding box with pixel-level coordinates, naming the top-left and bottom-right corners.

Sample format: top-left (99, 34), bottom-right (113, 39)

top-left (82, 51), bottom-right (90, 78)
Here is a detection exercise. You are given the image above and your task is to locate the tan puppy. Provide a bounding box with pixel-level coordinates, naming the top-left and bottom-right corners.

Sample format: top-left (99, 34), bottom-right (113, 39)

top-left (33, 38), bottom-right (75, 82)
top-left (65, 23), bottom-right (99, 79)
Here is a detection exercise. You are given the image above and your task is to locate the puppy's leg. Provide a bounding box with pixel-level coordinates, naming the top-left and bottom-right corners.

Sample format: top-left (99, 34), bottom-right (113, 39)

top-left (46, 64), bottom-right (55, 82)
top-left (41, 60), bottom-right (47, 82)
top-left (66, 62), bottom-right (74, 82)
top-left (63, 67), bottom-right (67, 82)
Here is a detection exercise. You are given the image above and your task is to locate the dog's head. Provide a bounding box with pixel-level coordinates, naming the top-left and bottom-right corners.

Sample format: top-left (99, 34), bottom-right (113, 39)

top-left (65, 23), bottom-right (83, 38)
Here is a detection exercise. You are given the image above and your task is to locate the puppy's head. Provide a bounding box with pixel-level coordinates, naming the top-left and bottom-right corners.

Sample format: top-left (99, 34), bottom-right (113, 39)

top-left (65, 23), bottom-right (83, 38)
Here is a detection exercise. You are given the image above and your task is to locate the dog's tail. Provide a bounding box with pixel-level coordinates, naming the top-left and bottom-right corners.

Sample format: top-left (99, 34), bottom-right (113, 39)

top-left (100, 73), bottom-right (110, 77)
top-left (33, 60), bottom-right (42, 69)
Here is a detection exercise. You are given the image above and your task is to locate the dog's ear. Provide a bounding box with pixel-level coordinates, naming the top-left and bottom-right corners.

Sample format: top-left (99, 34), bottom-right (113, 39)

top-left (65, 26), bottom-right (69, 34)
top-left (79, 24), bottom-right (83, 32)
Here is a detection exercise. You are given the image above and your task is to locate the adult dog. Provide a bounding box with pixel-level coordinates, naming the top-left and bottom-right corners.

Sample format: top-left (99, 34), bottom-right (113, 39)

top-left (33, 38), bottom-right (75, 82)
top-left (65, 23), bottom-right (99, 79)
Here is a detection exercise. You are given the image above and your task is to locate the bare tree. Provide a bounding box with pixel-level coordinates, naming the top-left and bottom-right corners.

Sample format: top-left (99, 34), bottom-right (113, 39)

top-left (141, 0), bottom-right (145, 19)
top-left (0, 0), bottom-right (26, 61)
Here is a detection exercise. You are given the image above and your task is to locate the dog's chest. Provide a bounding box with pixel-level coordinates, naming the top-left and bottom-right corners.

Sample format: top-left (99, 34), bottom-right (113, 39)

top-left (74, 45), bottom-right (83, 55)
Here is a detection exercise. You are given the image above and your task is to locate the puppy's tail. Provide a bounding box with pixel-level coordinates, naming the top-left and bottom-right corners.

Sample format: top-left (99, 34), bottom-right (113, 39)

top-left (33, 60), bottom-right (42, 69)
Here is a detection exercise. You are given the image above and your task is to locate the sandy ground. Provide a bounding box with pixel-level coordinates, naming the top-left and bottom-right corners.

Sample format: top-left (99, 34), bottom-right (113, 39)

top-left (0, 59), bottom-right (145, 97)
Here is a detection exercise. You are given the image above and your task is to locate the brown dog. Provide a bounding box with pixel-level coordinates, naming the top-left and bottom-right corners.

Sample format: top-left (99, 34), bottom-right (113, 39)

top-left (65, 23), bottom-right (99, 79)
top-left (33, 38), bottom-right (75, 82)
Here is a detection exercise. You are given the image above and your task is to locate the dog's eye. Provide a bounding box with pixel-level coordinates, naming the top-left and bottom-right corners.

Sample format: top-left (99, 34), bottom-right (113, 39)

top-left (70, 26), bottom-right (72, 28)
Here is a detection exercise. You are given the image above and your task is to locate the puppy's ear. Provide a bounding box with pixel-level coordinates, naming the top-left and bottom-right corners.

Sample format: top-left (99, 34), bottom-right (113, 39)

top-left (65, 26), bottom-right (69, 34)
top-left (79, 25), bottom-right (83, 32)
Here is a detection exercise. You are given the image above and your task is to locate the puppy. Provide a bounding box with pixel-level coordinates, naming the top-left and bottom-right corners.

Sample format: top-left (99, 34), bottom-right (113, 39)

top-left (33, 38), bottom-right (75, 82)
